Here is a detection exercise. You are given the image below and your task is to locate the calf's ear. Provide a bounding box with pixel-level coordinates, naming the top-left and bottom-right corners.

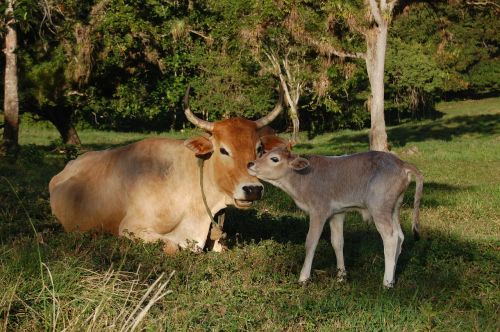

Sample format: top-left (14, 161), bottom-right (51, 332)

top-left (261, 135), bottom-right (288, 152)
top-left (257, 126), bottom-right (276, 137)
top-left (289, 157), bottom-right (310, 171)
top-left (184, 136), bottom-right (214, 159)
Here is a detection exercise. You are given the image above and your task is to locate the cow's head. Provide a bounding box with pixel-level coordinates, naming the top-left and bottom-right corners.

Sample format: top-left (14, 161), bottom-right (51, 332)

top-left (183, 86), bottom-right (285, 208)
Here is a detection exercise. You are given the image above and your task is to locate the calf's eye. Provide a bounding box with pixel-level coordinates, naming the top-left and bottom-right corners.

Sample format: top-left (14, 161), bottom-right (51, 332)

top-left (220, 148), bottom-right (230, 156)
top-left (271, 157), bottom-right (279, 163)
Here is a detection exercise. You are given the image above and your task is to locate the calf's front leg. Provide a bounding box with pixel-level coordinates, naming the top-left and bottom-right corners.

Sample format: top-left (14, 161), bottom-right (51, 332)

top-left (299, 213), bottom-right (327, 282)
top-left (329, 213), bottom-right (346, 282)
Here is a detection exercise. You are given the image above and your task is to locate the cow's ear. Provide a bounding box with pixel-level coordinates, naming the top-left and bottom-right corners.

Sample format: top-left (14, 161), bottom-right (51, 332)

top-left (260, 135), bottom-right (288, 153)
top-left (288, 156), bottom-right (310, 171)
top-left (184, 136), bottom-right (214, 159)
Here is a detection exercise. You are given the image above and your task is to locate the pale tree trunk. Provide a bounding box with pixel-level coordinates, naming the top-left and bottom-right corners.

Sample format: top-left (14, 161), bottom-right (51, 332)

top-left (2, 0), bottom-right (19, 154)
top-left (284, 0), bottom-right (396, 151)
top-left (365, 23), bottom-right (389, 152)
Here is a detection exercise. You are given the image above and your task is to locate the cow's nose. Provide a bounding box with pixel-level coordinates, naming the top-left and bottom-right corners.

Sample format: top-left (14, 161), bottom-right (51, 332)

top-left (247, 161), bottom-right (255, 169)
top-left (242, 185), bottom-right (263, 200)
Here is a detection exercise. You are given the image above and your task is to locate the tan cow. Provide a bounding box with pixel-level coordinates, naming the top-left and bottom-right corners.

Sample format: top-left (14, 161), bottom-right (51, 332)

top-left (49, 87), bottom-right (284, 252)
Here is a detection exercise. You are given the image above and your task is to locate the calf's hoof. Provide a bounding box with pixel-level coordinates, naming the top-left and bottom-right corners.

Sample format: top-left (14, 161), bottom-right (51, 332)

top-left (298, 276), bottom-right (310, 284)
top-left (336, 269), bottom-right (347, 283)
top-left (383, 281), bottom-right (395, 289)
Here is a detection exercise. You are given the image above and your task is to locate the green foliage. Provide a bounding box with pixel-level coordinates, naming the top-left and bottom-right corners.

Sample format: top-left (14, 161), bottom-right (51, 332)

top-left (22, 46), bottom-right (68, 109)
top-left (3, 0), bottom-right (499, 137)
top-left (392, 2), bottom-right (500, 97)
top-left (385, 39), bottom-right (446, 121)
top-left (467, 59), bottom-right (500, 94)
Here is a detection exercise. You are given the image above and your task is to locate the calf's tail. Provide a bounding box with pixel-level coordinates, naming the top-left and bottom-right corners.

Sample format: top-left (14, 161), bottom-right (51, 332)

top-left (405, 163), bottom-right (424, 241)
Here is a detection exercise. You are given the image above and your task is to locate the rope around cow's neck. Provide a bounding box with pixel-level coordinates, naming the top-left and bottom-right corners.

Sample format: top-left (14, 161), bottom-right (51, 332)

top-left (197, 158), bottom-right (225, 241)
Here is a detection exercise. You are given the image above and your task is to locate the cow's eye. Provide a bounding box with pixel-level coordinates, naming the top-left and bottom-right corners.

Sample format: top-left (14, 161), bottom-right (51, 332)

top-left (220, 147), bottom-right (230, 156)
top-left (271, 157), bottom-right (279, 163)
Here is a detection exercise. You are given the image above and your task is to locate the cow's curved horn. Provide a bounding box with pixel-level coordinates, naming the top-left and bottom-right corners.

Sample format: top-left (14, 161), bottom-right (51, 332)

top-left (184, 85), bottom-right (215, 132)
top-left (254, 84), bottom-right (284, 129)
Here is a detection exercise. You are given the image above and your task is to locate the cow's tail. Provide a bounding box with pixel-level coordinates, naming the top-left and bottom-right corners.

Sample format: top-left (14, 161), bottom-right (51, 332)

top-left (404, 163), bottom-right (423, 241)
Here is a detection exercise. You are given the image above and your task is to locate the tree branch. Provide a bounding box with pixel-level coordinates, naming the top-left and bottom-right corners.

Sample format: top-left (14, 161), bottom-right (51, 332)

top-left (305, 36), bottom-right (366, 59)
top-left (387, 0), bottom-right (398, 12)
top-left (264, 51), bottom-right (302, 145)
top-left (466, 0), bottom-right (500, 12)
top-left (368, 0), bottom-right (383, 26)
top-left (285, 10), bottom-right (366, 60)
top-left (380, 0), bottom-right (388, 11)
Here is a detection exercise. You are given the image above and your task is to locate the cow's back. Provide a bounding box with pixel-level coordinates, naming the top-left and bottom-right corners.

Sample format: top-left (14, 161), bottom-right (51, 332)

top-left (49, 138), bottom-right (185, 234)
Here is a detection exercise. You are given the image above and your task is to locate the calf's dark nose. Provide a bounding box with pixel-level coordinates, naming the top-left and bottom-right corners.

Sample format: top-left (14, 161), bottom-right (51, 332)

top-left (247, 161), bottom-right (255, 169)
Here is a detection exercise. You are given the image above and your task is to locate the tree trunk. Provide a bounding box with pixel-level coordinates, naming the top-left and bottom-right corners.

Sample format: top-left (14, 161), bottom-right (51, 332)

top-left (365, 24), bottom-right (389, 152)
top-left (57, 122), bottom-right (81, 145)
top-left (48, 110), bottom-right (82, 145)
top-left (1, 0), bottom-right (19, 154)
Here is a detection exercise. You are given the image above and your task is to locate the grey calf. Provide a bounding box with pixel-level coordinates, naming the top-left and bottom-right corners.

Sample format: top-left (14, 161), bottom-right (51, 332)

top-left (248, 147), bottom-right (423, 287)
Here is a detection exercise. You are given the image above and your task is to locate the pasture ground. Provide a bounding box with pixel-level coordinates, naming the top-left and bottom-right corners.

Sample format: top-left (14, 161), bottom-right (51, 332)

top-left (0, 98), bottom-right (499, 331)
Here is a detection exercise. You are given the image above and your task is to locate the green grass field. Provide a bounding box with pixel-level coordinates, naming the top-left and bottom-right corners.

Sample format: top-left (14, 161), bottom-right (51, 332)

top-left (1, 98), bottom-right (499, 331)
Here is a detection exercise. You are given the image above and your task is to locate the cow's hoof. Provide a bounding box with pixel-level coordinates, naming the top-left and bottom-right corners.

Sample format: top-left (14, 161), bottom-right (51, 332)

top-left (163, 241), bottom-right (179, 256)
top-left (211, 241), bottom-right (227, 253)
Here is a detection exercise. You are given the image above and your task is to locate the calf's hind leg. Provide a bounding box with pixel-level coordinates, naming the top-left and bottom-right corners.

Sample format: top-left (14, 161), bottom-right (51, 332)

top-left (392, 194), bottom-right (405, 264)
top-left (373, 212), bottom-right (400, 288)
top-left (329, 213), bottom-right (347, 281)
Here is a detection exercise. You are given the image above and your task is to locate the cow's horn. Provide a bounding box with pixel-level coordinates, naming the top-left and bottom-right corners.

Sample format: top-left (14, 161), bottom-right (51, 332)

top-left (184, 86), bottom-right (215, 132)
top-left (254, 84), bottom-right (284, 129)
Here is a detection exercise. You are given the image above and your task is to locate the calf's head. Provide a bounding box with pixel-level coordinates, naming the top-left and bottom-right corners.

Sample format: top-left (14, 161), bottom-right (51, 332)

top-left (247, 147), bottom-right (310, 182)
top-left (183, 87), bottom-right (285, 208)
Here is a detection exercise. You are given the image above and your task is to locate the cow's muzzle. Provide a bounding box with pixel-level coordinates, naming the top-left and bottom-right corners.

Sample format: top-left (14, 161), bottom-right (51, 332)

top-left (242, 185), bottom-right (263, 201)
top-left (234, 183), bottom-right (264, 208)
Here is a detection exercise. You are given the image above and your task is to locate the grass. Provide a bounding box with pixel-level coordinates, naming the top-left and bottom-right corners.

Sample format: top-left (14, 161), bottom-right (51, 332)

top-left (1, 97), bottom-right (499, 331)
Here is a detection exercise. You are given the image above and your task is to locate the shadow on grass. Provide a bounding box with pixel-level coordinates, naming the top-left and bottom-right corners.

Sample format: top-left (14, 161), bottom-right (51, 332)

top-left (327, 113), bottom-right (500, 149)
top-left (221, 206), bottom-right (497, 295)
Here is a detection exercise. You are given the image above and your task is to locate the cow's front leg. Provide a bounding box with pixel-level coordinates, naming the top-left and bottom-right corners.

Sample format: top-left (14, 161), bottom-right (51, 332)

top-left (119, 226), bottom-right (181, 255)
top-left (211, 240), bottom-right (224, 252)
top-left (119, 215), bottom-right (210, 253)
top-left (299, 213), bottom-right (327, 283)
